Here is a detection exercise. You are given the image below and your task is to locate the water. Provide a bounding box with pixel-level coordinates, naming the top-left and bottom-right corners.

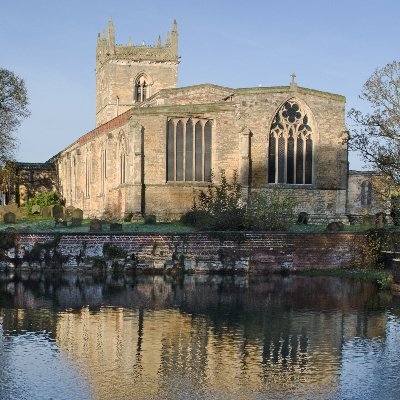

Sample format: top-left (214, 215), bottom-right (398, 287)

top-left (0, 271), bottom-right (400, 400)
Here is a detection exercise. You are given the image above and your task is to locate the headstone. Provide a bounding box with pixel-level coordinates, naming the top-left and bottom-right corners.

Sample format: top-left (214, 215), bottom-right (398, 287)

top-left (31, 205), bottom-right (41, 215)
top-left (90, 219), bottom-right (102, 232)
top-left (110, 222), bottom-right (123, 232)
top-left (3, 212), bottom-right (16, 224)
top-left (144, 214), bottom-right (156, 225)
top-left (65, 206), bottom-right (75, 218)
top-left (52, 205), bottom-right (65, 220)
top-left (347, 214), bottom-right (357, 225)
top-left (326, 221), bottom-right (345, 231)
top-left (41, 206), bottom-right (52, 218)
top-left (296, 212), bottom-right (308, 225)
top-left (375, 212), bottom-right (387, 229)
top-left (71, 208), bottom-right (83, 227)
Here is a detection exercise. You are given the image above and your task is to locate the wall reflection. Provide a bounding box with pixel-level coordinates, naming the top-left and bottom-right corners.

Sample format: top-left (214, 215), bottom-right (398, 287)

top-left (0, 272), bottom-right (397, 399)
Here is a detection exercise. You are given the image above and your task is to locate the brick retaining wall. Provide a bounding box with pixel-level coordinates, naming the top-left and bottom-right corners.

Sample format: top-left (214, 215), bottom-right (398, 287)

top-left (3, 232), bottom-right (364, 273)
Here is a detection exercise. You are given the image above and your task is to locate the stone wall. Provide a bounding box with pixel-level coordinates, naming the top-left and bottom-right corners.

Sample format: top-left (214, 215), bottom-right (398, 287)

top-left (347, 171), bottom-right (390, 217)
top-left (13, 162), bottom-right (58, 206)
top-left (56, 84), bottom-right (348, 222)
top-left (4, 232), bottom-right (363, 273)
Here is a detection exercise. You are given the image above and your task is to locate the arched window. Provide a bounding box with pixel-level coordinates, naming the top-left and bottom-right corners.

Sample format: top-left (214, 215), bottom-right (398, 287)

top-left (100, 148), bottom-right (107, 194)
top-left (118, 134), bottom-right (127, 185)
top-left (167, 118), bottom-right (212, 182)
top-left (361, 180), bottom-right (372, 206)
top-left (85, 154), bottom-right (90, 197)
top-left (268, 100), bottom-right (314, 184)
top-left (135, 75), bottom-right (149, 103)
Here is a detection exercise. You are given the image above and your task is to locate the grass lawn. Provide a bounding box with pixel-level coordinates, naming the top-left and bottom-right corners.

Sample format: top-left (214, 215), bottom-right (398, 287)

top-left (0, 215), bottom-right (399, 234)
top-left (0, 216), bottom-right (195, 233)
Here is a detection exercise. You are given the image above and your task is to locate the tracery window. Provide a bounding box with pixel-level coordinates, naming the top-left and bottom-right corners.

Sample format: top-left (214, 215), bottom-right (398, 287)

top-left (268, 100), bottom-right (314, 184)
top-left (135, 75), bottom-right (148, 102)
top-left (167, 118), bottom-right (212, 182)
top-left (361, 180), bottom-right (372, 206)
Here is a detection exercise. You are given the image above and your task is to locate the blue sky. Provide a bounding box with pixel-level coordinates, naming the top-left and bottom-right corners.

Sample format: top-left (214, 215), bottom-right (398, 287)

top-left (2, 0), bottom-right (399, 169)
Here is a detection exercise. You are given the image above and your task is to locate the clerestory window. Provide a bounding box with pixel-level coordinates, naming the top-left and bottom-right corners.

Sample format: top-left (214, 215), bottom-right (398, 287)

top-left (167, 118), bottom-right (212, 182)
top-left (268, 99), bottom-right (314, 184)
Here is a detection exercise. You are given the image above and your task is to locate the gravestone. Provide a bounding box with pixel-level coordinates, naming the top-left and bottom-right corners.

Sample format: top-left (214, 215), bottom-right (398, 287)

top-left (326, 221), bottom-right (345, 231)
top-left (144, 214), bottom-right (156, 224)
top-left (52, 205), bottom-right (65, 220)
top-left (65, 206), bottom-right (75, 218)
top-left (41, 206), bottom-right (52, 218)
top-left (4, 212), bottom-right (16, 224)
top-left (71, 208), bottom-right (83, 227)
top-left (296, 212), bottom-right (308, 225)
top-left (90, 219), bottom-right (102, 232)
top-left (110, 222), bottom-right (123, 232)
top-left (31, 205), bottom-right (41, 215)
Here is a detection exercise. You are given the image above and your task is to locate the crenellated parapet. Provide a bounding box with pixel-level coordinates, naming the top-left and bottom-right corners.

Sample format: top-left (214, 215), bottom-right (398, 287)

top-left (96, 19), bottom-right (179, 69)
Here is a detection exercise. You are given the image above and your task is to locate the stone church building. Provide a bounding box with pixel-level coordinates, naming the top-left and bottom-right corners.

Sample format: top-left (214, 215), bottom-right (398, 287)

top-left (9, 20), bottom-right (386, 221)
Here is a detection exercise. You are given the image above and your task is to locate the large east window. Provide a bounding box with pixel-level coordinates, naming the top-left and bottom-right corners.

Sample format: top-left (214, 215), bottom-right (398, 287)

top-left (268, 99), bottom-right (314, 184)
top-left (167, 118), bottom-right (212, 182)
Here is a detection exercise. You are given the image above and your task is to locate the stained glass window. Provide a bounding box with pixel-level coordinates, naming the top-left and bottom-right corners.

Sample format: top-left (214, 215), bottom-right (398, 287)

top-left (268, 99), bottom-right (314, 185)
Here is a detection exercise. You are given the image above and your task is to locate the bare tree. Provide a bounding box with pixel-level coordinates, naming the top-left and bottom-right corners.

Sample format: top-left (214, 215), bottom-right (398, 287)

top-left (0, 68), bottom-right (30, 164)
top-left (348, 60), bottom-right (400, 186)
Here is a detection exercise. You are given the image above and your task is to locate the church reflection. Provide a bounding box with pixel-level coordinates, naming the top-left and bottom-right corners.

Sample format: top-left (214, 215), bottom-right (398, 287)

top-left (0, 272), bottom-right (397, 399)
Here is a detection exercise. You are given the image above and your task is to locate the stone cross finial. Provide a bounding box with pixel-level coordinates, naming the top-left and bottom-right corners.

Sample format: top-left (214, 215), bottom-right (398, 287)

top-left (290, 72), bottom-right (297, 90)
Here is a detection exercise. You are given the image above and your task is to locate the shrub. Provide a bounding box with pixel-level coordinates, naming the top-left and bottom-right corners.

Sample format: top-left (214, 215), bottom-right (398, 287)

top-left (351, 228), bottom-right (390, 270)
top-left (180, 210), bottom-right (212, 228)
top-left (244, 188), bottom-right (297, 231)
top-left (195, 170), bottom-right (245, 230)
top-left (26, 191), bottom-right (61, 214)
top-left (103, 243), bottom-right (127, 259)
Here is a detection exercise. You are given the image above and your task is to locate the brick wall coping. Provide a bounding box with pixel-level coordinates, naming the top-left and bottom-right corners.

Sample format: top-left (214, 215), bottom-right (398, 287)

top-left (12, 231), bottom-right (365, 237)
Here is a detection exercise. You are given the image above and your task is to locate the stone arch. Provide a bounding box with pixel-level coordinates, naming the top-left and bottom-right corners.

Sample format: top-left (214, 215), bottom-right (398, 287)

top-left (267, 97), bottom-right (318, 185)
top-left (134, 72), bottom-right (153, 102)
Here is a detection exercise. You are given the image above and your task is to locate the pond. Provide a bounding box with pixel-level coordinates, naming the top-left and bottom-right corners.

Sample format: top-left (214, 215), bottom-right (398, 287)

top-left (0, 271), bottom-right (400, 400)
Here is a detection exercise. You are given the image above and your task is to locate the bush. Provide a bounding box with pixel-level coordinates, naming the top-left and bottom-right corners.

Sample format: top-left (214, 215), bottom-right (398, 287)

top-left (195, 170), bottom-right (245, 230)
top-left (103, 243), bottom-right (127, 259)
top-left (26, 191), bottom-right (61, 214)
top-left (180, 210), bottom-right (213, 228)
top-left (351, 228), bottom-right (390, 269)
top-left (244, 188), bottom-right (296, 231)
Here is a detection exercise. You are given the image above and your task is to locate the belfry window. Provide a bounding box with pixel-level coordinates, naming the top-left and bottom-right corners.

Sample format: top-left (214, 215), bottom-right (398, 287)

top-left (167, 118), bottom-right (212, 182)
top-left (135, 76), bottom-right (148, 102)
top-left (361, 180), bottom-right (372, 206)
top-left (268, 100), bottom-right (314, 184)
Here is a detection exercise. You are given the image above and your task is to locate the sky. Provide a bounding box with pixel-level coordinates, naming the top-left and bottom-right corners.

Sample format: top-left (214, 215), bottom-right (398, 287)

top-left (1, 0), bottom-right (399, 170)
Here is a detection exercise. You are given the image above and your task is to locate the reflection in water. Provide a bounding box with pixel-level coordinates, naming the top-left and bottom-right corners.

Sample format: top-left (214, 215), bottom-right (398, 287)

top-left (0, 271), bottom-right (399, 399)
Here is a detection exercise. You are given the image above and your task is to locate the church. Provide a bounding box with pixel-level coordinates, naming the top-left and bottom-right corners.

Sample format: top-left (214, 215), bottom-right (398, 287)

top-left (10, 20), bottom-right (385, 222)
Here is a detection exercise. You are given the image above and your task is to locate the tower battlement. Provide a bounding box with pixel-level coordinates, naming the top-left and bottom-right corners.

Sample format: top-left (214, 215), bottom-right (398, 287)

top-left (96, 19), bottom-right (178, 68)
top-left (95, 19), bottom-right (179, 126)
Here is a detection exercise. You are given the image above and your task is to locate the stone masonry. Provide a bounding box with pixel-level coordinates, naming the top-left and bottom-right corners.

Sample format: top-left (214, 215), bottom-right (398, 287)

top-left (9, 19), bottom-right (388, 221)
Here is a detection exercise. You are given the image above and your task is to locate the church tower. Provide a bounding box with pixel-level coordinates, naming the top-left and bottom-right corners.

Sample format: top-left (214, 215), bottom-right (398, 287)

top-left (95, 19), bottom-right (179, 126)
